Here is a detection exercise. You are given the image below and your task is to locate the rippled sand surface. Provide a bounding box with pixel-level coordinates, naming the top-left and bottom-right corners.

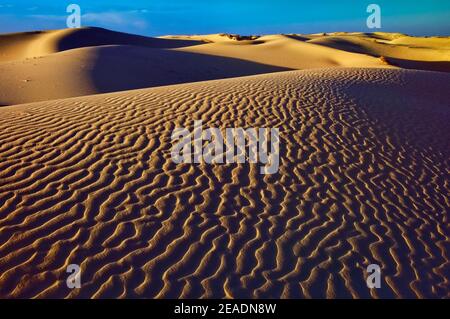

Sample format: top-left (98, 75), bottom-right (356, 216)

top-left (0, 68), bottom-right (448, 298)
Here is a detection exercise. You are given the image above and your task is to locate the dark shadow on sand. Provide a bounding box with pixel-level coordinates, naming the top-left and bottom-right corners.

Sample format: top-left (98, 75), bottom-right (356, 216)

top-left (57, 27), bottom-right (205, 51)
top-left (308, 37), bottom-right (450, 73)
top-left (385, 57), bottom-right (450, 73)
top-left (87, 45), bottom-right (293, 94)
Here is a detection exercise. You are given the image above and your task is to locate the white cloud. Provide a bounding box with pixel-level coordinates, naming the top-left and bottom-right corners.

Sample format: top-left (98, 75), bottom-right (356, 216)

top-left (81, 11), bottom-right (148, 30)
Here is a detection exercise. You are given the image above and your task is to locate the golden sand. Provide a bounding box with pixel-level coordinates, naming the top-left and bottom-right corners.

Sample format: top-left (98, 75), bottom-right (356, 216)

top-left (0, 28), bottom-right (449, 298)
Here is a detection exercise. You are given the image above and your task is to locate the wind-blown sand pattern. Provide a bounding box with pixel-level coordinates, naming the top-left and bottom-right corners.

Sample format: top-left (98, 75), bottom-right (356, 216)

top-left (0, 67), bottom-right (449, 298)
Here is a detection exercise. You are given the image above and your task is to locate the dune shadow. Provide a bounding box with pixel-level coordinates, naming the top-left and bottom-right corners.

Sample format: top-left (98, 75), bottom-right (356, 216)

top-left (284, 35), bottom-right (310, 41)
top-left (344, 70), bottom-right (450, 154)
top-left (57, 27), bottom-right (205, 51)
top-left (310, 38), bottom-right (450, 73)
top-left (309, 38), bottom-right (368, 54)
top-left (88, 45), bottom-right (293, 93)
top-left (385, 57), bottom-right (450, 73)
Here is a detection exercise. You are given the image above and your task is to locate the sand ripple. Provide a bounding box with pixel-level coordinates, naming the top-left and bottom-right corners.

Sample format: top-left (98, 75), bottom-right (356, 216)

top-left (0, 68), bottom-right (449, 298)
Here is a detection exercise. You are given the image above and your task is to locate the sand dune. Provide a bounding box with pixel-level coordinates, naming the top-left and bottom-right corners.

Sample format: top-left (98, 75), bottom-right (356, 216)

top-left (0, 27), bottom-right (449, 299)
top-left (305, 33), bottom-right (450, 72)
top-left (0, 68), bottom-right (448, 298)
top-left (0, 27), bottom-right (202, 62)
top-left (2, 28), bottom-right (449, 106)
top-left (0, 45), bottom-right (289, 105)
top-left (307, 32), bottom-right (450, 60)
top-left (169, 32), bottom-right (450, 71)
top-left (172, 33), bottom-right (392, 70)
top-left (0, 29), bottom-right (391, 106)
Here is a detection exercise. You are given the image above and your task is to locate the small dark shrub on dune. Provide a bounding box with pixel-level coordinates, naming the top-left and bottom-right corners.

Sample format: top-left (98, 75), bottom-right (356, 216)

top-left (219, 33), bottom-right (260, 41)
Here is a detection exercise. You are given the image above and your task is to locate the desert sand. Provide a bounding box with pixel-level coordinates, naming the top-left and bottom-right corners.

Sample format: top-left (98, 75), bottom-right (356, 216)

top-left (0, 28), bottom-right (449, 298)
top-left (1, 28), bottom-right (450, 105)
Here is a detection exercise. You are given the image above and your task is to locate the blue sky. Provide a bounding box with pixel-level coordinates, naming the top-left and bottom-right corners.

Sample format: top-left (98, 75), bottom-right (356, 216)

top-left (1, 0), bottom-right (449, 36)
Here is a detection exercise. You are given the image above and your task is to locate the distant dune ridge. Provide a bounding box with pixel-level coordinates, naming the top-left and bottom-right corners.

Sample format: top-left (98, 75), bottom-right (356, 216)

top-left (0, 28), bottom-right (449, 298)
